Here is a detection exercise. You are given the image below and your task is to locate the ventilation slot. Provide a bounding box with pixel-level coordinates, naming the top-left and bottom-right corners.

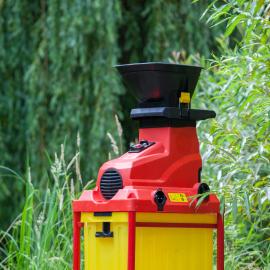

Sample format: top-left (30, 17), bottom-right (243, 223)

top-left (100, 169), bottom-right (123, 200)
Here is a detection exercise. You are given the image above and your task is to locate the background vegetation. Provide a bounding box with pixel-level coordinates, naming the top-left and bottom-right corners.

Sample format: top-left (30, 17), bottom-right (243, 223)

top-left (0, 0), bottom-right (221, 227)
top-left (0, 0), bottom-right (269, 269)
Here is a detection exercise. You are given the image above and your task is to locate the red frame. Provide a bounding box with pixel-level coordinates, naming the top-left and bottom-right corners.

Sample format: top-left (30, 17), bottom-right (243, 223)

top-left (73, 211), bottom-right (81, 270)
top-left (72, 210), bottom-right (224, 270)
top-left (217, 213), bottom-right (224, 270)
top-left (128, 212), bottom-right (136, 270)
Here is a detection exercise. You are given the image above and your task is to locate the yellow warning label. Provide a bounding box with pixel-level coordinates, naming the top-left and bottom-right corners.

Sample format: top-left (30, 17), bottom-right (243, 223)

top-left (168, 193), bottom-right (188, 203)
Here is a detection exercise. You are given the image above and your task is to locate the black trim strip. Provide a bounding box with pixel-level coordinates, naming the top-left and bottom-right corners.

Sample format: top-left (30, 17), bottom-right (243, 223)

top-left (94, 212), bottom-right (112, 217)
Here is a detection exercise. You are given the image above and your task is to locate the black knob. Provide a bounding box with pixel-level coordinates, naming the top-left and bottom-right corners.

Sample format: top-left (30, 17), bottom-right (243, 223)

top-left (197, 183), bottom-right (210, 201)
top-left (139, 140), bottom-right (149, 146)
top-left (154, 189), bottom-right (167, 211)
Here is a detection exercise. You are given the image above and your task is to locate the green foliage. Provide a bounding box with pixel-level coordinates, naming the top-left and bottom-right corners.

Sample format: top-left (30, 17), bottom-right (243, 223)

top-left (195, 1), bottom-right (270, 268)
top-left (171, 1), bottom-right (270, 268)
top-left (0, 144), bottom-right (92, 269)
top-left (2, 1), bottom-right (270, 269)
top-left (142, 0), bottom-right (220, 59)
top-left (0, 0), bottom-right (220, 229)
top-left (0, 0), bottom-right (123, 229)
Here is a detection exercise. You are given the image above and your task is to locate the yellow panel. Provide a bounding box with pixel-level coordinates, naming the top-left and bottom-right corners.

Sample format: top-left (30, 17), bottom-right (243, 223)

top-left (82, 212), bottom-right (214, 270)
top-left (136, 227), bottom-right (213, 270)
top-left (83, 212), bottom-right (128, 270)
top-left (137, 212), bottom-right (217, 224)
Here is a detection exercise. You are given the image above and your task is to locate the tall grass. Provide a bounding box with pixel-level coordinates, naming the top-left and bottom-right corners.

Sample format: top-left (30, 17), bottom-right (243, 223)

top-left (0, 115), bottom-right (125, 270)
top-left (0, 141), bottom-right (94, 270)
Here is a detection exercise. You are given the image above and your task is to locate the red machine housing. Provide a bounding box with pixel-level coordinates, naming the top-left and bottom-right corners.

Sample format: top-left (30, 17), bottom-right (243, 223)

top-left (74, 126), bottom-right (220, 213)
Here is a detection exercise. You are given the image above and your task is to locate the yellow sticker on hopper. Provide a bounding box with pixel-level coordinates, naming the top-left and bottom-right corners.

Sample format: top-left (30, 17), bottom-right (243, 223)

top-left (168, 193), bottom-right (188, 203)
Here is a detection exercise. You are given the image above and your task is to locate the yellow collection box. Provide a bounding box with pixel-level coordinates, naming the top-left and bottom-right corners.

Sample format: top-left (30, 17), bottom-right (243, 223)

top-left (80, 212), bottom-right (217, 270)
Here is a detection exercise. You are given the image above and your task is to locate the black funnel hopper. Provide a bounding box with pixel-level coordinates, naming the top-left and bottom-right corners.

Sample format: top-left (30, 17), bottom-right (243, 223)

top-left (115, 62), bottom-right (215, 125)
top-left (116, 62), bottom-right (202, 108)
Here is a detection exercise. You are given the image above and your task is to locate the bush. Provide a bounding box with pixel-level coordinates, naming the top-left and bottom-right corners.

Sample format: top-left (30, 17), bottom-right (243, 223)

top-left (196, 1), bottom-right (270, 268)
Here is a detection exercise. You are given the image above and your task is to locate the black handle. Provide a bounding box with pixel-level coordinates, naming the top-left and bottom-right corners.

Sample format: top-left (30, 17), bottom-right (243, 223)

top-left (95, 222), bottom-right (114, 238)
top-left (131, 107), bottom-right (216, 121)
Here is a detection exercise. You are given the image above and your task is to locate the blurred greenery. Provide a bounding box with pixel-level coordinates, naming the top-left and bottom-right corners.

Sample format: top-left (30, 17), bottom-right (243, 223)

top-left (0, 0), bottom-right (221, 229)
top-left (0, 0), bottom-right (270, 269)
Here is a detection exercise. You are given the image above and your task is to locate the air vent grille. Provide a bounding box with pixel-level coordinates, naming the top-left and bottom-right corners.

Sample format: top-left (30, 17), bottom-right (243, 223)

top-left (100, 169), bottom-right (123, 200)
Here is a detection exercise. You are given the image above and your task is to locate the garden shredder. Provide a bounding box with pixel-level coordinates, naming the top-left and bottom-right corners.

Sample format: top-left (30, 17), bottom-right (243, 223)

top-left (72, 62), bottom-right (224, 270)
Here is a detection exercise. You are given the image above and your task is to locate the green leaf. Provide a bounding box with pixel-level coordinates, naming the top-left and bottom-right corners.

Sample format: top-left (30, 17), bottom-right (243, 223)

top-left (232, 194), bottom-right (238, 222)
top-left (225, 14), bottom-right (246, 37)
top-left (244, 192), bottom-right (251, 220)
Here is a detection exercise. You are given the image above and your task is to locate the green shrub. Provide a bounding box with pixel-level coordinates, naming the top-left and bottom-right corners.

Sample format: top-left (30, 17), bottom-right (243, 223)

top-left (0, 0), bottom-right (222, 230)
top-left (195, 1), bottom-right (270, 268)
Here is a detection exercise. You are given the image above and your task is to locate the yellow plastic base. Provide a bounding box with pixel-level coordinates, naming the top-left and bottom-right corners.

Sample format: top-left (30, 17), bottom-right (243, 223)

top-left (82, 212), bottom-right (128, 270)
top-left (81, 212), bottom-right (216, 270)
